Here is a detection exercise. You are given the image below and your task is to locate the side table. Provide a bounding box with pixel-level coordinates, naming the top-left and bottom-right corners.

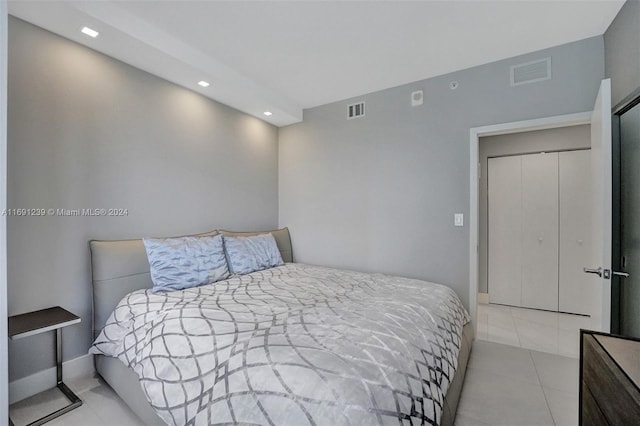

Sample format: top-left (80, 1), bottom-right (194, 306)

top-left (8, 306), bottom-right (82, 426)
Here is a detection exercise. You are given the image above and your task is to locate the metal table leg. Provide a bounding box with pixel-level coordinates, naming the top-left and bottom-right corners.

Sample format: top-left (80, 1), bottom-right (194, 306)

top-left (25, 329), bottom-right (82, 426)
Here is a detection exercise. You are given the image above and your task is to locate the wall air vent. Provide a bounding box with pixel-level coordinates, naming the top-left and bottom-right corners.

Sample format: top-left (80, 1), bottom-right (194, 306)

top-left (510, 57), bottom-right (551, 86)
top-left (347, 101), bottom-right (365, 119)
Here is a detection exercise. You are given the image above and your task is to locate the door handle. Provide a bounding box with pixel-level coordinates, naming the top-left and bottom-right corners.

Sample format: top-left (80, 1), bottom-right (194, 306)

top-left (583, 267), bottom-right (629, 279)
top-left (584, 267), bottom-right (603, 277)
top-left (613, 270), bottom-right (630, 278)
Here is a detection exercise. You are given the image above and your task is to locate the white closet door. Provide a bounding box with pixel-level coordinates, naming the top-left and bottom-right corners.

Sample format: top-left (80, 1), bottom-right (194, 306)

top-left (559, 150), bottom-right (592, 315)
top-left (488, 156), bottom-right (522, 307)
top-left (521, 152), bottom-right (559, 311)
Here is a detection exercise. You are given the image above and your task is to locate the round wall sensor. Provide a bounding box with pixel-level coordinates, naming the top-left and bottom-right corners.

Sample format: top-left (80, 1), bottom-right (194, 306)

top-left (449, 81), bottom-right (459, 90)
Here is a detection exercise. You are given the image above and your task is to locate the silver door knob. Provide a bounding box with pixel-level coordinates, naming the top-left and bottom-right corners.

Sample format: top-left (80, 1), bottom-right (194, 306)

top-left (613, 270), bottom-right (630, 278)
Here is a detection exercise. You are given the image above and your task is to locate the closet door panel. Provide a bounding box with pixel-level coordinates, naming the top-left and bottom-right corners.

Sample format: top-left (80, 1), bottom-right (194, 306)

top-left (521, 153), bottom-right (559, 311)
top-left (488, 156), bottom-right (522, 307)
top-left (559, 150), bottom-right (592, 315)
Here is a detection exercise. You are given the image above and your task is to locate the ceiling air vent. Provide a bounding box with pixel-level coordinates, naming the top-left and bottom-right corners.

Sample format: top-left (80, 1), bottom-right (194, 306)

top-left (510, 57), bottom-right (551, 86)
top-left (347, 101), bottom-right (365, 119)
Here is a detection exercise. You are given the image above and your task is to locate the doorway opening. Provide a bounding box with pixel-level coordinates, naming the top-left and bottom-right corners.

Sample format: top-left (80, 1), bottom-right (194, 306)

top-left (472, 118), bottom-right (593, 357)
top-left (469, 112), bottom-right (592, 327)
top-left (481, 128), bottom-right (591, 314)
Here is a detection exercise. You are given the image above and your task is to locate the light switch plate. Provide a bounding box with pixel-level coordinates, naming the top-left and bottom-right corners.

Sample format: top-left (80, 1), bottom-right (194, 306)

top-left (411, 90), bottom-right (423, 106)
top-left (454, 213), bottom-right (464, 227)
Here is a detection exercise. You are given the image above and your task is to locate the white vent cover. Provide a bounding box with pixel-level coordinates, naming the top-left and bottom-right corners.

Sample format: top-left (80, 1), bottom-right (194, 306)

top-left (510, 57), bottom-right (551, 86)
top-left (347, 102), bottom-right (365, 119)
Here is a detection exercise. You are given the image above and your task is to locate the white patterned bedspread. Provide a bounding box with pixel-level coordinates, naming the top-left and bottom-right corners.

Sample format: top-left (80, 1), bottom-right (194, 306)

top-left (90, 263), bottom-right (470, 426)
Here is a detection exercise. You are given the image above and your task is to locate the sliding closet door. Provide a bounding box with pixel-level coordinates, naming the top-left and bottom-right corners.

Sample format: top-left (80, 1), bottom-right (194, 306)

top-left (488, 156), bottom-right (522, 307)
top-left (559, 150), bottom-right (592, 315)
top-left (521, 152), bottom-right (559, 311)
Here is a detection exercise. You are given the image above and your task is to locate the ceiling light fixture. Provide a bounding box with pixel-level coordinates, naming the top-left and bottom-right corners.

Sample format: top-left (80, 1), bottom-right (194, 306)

top-left (198, 81), bottom-right (210, 87)
top-left (81, 27), bottom-right (99, 38)
top-left (263, 111), bottom-right (273, 116)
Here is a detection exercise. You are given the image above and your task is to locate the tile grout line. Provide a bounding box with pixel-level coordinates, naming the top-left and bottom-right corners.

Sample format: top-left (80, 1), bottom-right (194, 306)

top-left (481, 304), bottom-right (582, 358)
top-left (529, 349), bottom-right (557, 426)
top-left (478, 304), bottom-right (525, 348)
top-left (509, 307), bottom-right (525, 348)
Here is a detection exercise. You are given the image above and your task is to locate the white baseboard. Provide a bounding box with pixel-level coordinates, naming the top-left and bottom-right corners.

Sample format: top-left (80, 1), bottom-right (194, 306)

top-left (9, 354), bottom-right (94, 404)
top-left (478, 292), bottom-right (490, 304)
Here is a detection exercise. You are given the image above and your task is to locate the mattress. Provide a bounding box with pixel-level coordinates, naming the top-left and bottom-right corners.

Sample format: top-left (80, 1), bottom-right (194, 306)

top-left (91, 263), bottom-right (471, 425)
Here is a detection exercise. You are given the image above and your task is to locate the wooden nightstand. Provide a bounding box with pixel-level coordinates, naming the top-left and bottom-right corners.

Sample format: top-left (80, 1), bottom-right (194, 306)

top-left (8, 307), bottom-right (82, 426)
top-left (580, 330), bottom-right (640, 425)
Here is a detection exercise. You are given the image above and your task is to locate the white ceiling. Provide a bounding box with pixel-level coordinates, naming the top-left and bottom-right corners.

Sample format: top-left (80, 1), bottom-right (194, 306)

top-left (8, 0), bottom-right (625, 127)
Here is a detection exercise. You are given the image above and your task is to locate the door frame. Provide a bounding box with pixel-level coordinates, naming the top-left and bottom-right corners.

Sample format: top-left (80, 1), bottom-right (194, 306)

top-left (469, 111), bottom-right (591, 331)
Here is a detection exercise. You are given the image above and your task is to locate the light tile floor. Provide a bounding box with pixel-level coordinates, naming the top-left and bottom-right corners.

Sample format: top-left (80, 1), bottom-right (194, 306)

top-left (477, 302), bottom-right (592, 358)
top-left (455, 340), bottom-right (579, 426)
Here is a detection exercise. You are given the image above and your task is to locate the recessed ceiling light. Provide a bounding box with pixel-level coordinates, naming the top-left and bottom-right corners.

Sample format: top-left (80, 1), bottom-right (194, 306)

top-left (263, 111), bottom-right (273, 116)
top-left (81, 27), bottom-right (99, 38)
top-left (198, 81), bottom-right (210, 87)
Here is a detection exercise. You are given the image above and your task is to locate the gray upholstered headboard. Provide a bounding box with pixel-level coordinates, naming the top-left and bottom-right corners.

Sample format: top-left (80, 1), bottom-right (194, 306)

top-left (90, 227), bottom-right (292, 338)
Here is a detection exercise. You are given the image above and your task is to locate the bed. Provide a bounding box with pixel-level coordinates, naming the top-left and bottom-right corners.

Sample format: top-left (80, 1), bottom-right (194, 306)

top-left (89, 228), bottom-right (473, 426)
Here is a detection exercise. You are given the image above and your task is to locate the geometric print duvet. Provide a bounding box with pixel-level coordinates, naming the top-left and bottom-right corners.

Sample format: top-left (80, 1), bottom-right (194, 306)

top-left (90, 263), bottom-right (471, 426)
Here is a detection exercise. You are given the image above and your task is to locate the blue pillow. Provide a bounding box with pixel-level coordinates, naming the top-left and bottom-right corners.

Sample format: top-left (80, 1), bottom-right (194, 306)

top-left (223, 233), bottom-right (284, 275)
top-left (143, 234), bottom-right (230, 292)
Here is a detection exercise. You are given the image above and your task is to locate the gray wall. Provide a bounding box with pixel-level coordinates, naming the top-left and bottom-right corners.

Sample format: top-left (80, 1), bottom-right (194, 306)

top-left (7, 17), bottom-right (278, 381)
top-left (605, 0), bottom-right (640, 107)
top-left (279, 37), bottom-right (604, 310)
top-left (478, 125), bottom-right (591, 294)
